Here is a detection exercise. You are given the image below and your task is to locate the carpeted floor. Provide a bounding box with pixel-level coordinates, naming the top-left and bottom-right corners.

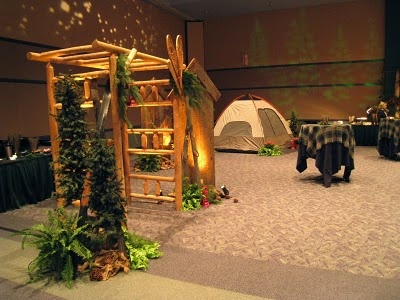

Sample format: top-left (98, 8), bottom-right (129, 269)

top-left (1, 146), bottom-right (400, 299)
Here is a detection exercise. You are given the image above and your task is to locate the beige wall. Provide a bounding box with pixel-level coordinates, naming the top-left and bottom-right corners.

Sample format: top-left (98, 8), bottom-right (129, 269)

top-left (204, 0), bottom-right (385, 120)
top-left (0, 0), bottom-right (185, 139)
top-left (0, 0), bottom-right (388, 138)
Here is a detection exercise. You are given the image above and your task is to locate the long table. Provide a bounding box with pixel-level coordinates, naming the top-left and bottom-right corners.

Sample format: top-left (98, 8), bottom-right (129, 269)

top-left (296, 124), bottom-right (355, 187)
top-left (352, 124), bottom-right (379, 146)
top-left (0, 154), bottom-right (54, 213)
top-left (377, 118), bottom-right (400, 159)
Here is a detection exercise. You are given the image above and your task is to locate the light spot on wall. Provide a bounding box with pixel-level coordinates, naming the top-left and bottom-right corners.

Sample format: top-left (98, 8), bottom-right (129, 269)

top-left (49, 7), bottom-right (55, 14)
top-left (83, 2), bottom-right (91, 13)
top-left (60, 1), bottom-right (70, 13)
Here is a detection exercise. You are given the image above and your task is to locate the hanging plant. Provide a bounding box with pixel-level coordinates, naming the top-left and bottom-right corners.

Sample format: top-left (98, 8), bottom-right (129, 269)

top-left (115, 54), bottom-right (142, 128)
top-left (170, 70), bottom-right (207, 109)
top-left (54, 74), bottom-right (89, 206)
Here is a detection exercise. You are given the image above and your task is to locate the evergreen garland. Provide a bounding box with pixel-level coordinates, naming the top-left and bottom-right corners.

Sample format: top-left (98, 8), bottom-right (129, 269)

top-left (170, 70), bottom-right (207, 109)
top-left (88, 134), bottom-right (126, 235)
top-left (54, 74), bottom-right (89, 206)
top-left (115, 54), bottom-right (142, 128)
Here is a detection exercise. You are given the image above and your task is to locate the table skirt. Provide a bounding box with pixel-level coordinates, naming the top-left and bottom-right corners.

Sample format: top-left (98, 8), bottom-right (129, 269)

top-left (0, 155), bottom-right (55, 212)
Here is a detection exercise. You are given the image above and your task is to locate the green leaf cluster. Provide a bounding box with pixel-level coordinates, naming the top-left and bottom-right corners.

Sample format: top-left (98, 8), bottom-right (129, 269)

top-left (170, 70), bottom-right (207, 109)
top-left (115, 54), bottom-right (142, 128)
top-left (88, 134), bottom-right (126, 233)
top-left (13, 208), bottom-right (92, 288)
top-left (135, 154), bottom-right (162, 172)
top-left (182, 177), bottom-right (202, 211)
top-left (54, 74), bottom-right (89, 205)
top-left (123, 228), bottom-right (162, 270)
top-left (258, 143), bottom-right (282, 156)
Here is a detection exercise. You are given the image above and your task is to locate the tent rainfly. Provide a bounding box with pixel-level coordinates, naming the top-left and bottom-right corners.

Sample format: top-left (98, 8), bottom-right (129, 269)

top-left (214, 94), bottom-right (293, 152)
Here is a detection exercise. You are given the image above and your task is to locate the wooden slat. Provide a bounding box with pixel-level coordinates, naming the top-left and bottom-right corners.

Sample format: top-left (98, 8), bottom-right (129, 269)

top-left (129, 65), bottom-right (169, 72)
top-left (127, 128), bottom-right (174, 134)
top-left (130, 174), bottom-right (175, 182)
top-left (130, 101), bottom-right (173, 107)
top-left (52, 70), bottom-right (110, 82)
top-left (130, 193), bottom-right (175, 202)
top-left (27, 45), bottom-right (94, 61)
top-left (129, 79), bottom-right (170, 86)
top-left (127, 149), bottom-right (174, 155)
top-left (55, 101), bottom-right (94, 109)
top-left (92, 40), bottom-right (169, 64)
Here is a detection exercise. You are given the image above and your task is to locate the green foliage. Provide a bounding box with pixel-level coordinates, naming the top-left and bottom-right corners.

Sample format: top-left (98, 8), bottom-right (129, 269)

top-left (258, 141), bottom-right (282, 156)
top-left (182, 177), bottom-right (202, 211)
top-left (170, 70), bottom-right (207, 109)
top-left (13, 208), bottom-right (92, 288)
top-left (54, 74), bottom-right (89, 205)
top-left (135, 154), bottom-right (162, 172)
top-left (115, 54), bottom-right (142, 128)
top-left (123, 228), bottom-right (162, 270)
top-left (88, 134), bottom-right (126, 234)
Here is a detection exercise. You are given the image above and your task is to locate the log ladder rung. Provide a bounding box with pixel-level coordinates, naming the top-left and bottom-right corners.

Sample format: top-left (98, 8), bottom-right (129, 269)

top-left (128, 148), bottom-right (174, 155)
top-left (130, 101), bottom-right (173, 107)
top-left (130, 193), bottom-right (175, 202)
top-left (127, 128), bottom-right (174, 134)
top-left (129, 174), bottom-right (175, 182)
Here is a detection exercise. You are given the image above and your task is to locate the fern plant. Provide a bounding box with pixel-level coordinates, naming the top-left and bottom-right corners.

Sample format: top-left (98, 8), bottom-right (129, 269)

top-left (123, 228), bottom-right (162, 270)
top-left (13, 208), bottom-right (92, 288)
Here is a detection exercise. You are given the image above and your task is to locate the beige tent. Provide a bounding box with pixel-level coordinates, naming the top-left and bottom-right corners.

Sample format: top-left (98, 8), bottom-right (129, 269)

top-left (214, 94), bottom-right (293, 152)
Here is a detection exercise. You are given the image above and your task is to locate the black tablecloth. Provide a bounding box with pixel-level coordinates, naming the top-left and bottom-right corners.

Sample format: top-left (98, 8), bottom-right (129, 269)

top-left (296, 124), bottom-right (355, 187)
top-left (352, 125), bottom-right (379, 146)
top-left (0, 155), bottom-right (54, 212)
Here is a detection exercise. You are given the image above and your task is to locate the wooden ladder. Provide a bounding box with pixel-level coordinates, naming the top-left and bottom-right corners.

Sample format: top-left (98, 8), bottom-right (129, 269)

top-left (122, 86), bottom-right (182, 210)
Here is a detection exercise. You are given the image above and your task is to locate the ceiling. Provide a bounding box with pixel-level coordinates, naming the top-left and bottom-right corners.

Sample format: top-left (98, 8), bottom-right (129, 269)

top-left (146, 0), bottom-right (354, 20)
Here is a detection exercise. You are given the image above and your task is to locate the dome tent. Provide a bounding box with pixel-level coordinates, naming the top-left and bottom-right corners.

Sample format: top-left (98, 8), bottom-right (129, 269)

top-left (214, 94), bottom-right (293, 152)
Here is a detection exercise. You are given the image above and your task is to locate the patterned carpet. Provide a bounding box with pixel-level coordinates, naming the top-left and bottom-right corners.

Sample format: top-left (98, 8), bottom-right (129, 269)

top-left (126, 146), bottom-right (400, 280)
top-left (3, 146), bottom-right (400, 283)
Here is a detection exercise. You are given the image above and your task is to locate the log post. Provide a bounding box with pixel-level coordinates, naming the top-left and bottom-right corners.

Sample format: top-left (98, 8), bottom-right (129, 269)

top-left (46, 63), bottom-right (62, 206)
top-left (109, 54), bottom-right (126, 198)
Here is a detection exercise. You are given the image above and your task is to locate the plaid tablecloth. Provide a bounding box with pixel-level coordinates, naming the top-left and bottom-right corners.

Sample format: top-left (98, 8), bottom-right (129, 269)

top-left (377, 118), bottom-right (400, 158)
top-left (298, 124), bottom-right (355, 159)
top-left (296, 124), bottom-right (355, 187)
top-left (378, 118), bottom-right (400, 147)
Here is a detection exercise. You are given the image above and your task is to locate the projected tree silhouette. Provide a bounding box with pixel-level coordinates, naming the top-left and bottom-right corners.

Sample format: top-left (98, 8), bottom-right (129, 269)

top-left (323, 27), bottom-right (352, 102)
top-left (248, 18), bottom-right (269, 66)
top-left (285, 9), bottom-right (318, 97)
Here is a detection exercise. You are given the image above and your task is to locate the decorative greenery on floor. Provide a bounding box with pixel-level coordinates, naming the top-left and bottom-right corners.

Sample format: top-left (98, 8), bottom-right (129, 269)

top-left (258, 141), bottom-right (282, 156)
top-left (13, 208), bottom-right (92, 288)
top-left (182, 177), bottom-right (223, 211)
